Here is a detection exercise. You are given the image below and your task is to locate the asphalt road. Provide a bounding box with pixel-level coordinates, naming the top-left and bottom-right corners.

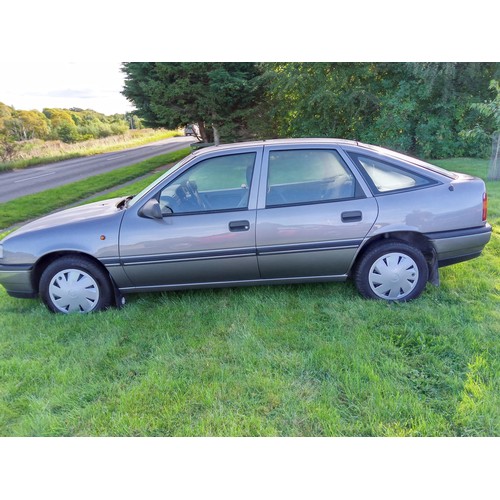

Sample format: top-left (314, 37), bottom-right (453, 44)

top-left (0, 136), bottom-right (196, 203)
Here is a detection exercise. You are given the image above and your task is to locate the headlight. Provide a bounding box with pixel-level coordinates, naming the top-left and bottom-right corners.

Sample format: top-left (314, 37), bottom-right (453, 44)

top-left (0, 244), bottom-right (3, 259)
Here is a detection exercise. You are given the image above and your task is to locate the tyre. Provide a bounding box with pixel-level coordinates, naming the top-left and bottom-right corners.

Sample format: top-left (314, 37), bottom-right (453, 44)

top-left (354, 241), bottom-right (429, 302)
top-left (40, 256), bottom-right (114, 313)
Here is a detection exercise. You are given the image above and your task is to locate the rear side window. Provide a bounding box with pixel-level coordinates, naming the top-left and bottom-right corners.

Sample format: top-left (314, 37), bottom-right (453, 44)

top-left (349, 153), bottom-right (436, 194)
top-left (266, 149), bottom-right (359, 207)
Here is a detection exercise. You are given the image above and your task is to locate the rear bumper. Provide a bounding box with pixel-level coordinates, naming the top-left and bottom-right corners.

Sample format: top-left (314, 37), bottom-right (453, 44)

top-left (0, 264), bottom-right (36, 298)
top-left (426, 224), bottom-right (492, 267)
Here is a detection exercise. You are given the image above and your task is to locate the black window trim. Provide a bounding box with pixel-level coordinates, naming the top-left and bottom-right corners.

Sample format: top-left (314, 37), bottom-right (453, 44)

top-left (158, 205), bottom-right (251, 218)
top-left (265, 195), bottom-right (364, 210)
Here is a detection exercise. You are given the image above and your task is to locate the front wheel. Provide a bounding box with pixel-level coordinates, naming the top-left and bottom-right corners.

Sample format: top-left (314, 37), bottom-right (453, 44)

top-left (354, 241), bottom-right (429, 302)
top-left (40, 256), bottom-right (114, 313)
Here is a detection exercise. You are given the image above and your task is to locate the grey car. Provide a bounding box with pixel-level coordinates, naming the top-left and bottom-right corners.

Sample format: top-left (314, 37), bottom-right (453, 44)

top-left (0, 139), bottom-right (492, 313)
top-left (184, 125), bottom-right (197, 137)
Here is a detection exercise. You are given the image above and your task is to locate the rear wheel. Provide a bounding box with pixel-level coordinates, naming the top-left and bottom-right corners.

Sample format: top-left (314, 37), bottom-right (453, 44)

top-left (354, 241), bottom-right (429, 302)
top-left (40, 256), bottom-right (113, 313)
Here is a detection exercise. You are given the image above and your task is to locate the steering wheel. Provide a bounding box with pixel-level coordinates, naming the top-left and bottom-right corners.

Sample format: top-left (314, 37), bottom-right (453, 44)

top-left (185, 180), bottom-right (208, 210)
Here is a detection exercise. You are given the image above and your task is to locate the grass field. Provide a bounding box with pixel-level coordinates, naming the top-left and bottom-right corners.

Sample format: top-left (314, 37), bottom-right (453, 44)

top-left (0, 158), bottom-right (498, 436)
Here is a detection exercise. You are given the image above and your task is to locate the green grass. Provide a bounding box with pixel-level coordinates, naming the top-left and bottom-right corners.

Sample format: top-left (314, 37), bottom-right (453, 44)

top-left (0, 148), bottom-right (191, 231)
top-left (0, 158), bottom-right (498, 436)
top-left (0, 129), bottom-right (182, 172)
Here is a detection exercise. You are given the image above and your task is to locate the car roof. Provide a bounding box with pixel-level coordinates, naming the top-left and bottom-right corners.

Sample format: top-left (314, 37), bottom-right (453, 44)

top-left (192, 138), bottom-right (360, 156)
top-left (189, 138), bottom-right (458, 180)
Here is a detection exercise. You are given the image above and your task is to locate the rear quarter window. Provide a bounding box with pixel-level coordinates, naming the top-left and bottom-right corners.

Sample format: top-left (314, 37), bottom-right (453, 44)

top-left (348, 153), bottom-right (437, 194)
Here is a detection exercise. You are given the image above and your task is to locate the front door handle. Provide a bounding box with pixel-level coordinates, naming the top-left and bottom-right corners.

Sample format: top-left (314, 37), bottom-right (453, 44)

top-left (341, 211), bottom-right (362, 223)
top-left (229, 220), bottom-right (250, 232)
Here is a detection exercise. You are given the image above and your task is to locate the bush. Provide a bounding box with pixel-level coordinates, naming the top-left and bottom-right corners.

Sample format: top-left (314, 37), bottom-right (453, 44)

top-left (0, 133), bottom-right (23, 162)
top-left (56, 122), bottom-right (80, 143)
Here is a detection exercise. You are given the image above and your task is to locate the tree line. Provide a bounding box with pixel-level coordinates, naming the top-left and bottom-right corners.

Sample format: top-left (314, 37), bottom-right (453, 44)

top-left (122, 62), bottom-right (499, 160)
top-left (0, 104), bottom-right (144, 161)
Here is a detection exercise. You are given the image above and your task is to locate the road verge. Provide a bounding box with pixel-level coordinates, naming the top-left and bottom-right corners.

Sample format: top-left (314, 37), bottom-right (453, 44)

top-left (0, 148), bottom-right (190, 233)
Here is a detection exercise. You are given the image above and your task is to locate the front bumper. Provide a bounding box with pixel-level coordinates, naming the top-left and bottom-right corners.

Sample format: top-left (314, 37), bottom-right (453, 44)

top-left (0, 264), bottom-right (36, 298)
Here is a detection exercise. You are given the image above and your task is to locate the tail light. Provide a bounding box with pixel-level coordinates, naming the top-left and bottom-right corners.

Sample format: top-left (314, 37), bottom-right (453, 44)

top-left (482, 192), bottom-right (488, 221)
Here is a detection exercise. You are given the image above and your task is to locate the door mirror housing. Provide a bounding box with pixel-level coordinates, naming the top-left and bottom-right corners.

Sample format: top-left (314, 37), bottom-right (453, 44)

top-left (139, 198), bottom-right (163, 219)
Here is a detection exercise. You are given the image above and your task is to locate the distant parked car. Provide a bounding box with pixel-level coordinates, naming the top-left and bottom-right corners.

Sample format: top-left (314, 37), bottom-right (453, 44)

top-left (0, 139), bottom-right (492, 313)
top-left (184, 124), bottom-right (197, 136)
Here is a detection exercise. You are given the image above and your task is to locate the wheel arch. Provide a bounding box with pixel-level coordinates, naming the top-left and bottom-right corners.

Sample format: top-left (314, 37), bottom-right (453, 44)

top-left (32, 251), bottom-right (114, 295)
top-left (352, 231), bottom-right (438, 283)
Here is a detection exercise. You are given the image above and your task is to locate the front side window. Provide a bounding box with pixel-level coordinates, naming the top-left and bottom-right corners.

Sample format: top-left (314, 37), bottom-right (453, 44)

top-left (159, 152), bottom-right (256, 215)
top-left (349, 153), bottom-right (436, 194)
top-left (266, 149), bottom-right (357, 207)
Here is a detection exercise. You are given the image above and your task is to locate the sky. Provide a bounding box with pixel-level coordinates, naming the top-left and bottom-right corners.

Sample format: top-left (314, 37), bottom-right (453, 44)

top-left (0, 3), bottom-right (495, 119)
top-left (0, 62), bottom-right (134, 116)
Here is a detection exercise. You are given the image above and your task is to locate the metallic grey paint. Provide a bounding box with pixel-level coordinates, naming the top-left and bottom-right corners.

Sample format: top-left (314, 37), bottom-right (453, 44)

top-left (0, 139), bottom-right (492, 305)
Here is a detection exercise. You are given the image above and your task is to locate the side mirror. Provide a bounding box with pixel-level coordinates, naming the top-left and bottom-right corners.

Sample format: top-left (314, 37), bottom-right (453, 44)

top-left (139, 199), bottom-right (163, 220)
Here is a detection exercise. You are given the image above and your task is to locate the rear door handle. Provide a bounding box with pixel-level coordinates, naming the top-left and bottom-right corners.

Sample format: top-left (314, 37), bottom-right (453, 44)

top-left (229, 220), bottom-right (250, 232)
top-left (341, 211), bottom-right (362, 223)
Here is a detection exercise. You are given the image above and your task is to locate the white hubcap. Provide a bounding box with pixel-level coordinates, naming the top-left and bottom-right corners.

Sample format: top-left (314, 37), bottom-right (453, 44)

top-left (368, 253), bottom-right (419, 300)
top-left (48, 269), bottom-right (100, 313)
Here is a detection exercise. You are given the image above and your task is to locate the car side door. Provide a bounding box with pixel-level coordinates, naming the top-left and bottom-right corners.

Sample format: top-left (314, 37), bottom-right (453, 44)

top-left (256, 146), bottom-right (378, 279)
top-left (118, 148), bottom-right (262, 289)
